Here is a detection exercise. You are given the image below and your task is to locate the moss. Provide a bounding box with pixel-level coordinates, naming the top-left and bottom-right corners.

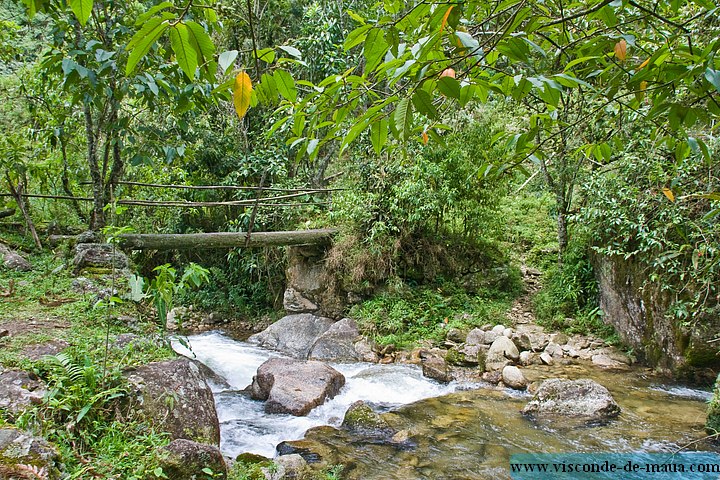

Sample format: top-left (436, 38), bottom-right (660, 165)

top-left (684, 345), bottom-right (720, 368)
top-left (444, 348), bottom-right (463, 366)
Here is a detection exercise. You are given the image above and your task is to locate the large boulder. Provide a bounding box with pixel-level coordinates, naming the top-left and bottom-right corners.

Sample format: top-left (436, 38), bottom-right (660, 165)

top-left (486, 336), bottom-right (520, 371)
top-left (308, 318), bottom-right (362, 362)
top-left (0, 370), bottom-right (46, 420)
top-left (501, 366), bottom-right (527, 390)
top-left (0, 244), bottom-right (31, 271)
top-left (248, 314), bottom-right (335, 359)
top-left (522, 378), bottom-right (621, 420)
top-left (341, 400), bottom-right (396, 439)
top-left (250, 358), bottom-right (345, 416)
top-left (124, 358), bottom-right (220, 445)
top-left (0, 428), bottom-right (60, 480)
top-left (72, 243), bottom-right (129, 272)
top-left (156, 439), bottom-right (227, 480)
top-left (420, 350), bottom-right (451, 383)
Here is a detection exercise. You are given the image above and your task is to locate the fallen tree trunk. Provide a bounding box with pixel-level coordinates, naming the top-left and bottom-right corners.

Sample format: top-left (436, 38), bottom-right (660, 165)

top-left (118, 229), bottom-right (338, 250)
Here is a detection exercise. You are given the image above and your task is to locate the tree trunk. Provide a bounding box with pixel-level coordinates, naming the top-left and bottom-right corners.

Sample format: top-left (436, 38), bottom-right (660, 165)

top-left (118, 229), bottom-right (337, 250)
top-left (5, 175), bottom-right (42, 249)
top-left (0, 209), bottom-right (15, 219)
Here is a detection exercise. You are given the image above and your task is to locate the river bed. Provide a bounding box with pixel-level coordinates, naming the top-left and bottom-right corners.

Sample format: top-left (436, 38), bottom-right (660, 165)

top-left (173, 331), bottom-right (717, 479)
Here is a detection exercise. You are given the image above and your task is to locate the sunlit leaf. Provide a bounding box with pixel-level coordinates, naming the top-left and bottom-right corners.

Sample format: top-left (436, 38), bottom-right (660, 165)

top-left (614, 39), bottom-right (627, 62)
top-left (69, 0), bottom-right (93, 26)
top-left (662, 187), bottom-right (675, 202)
top-left (233, 71), bottom-right (253, 120)
top-left (169, 23), bottom-right (198, 80)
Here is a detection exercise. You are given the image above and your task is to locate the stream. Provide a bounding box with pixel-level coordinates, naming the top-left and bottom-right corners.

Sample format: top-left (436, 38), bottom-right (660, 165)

top-left (174, 331), bottom-right (717, 479)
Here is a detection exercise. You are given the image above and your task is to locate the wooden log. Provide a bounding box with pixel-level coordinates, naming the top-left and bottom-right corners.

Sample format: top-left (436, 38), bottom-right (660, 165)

top-left (0, 209), bottom-right (15, 219)
top-left (117, 229), bottom-right (338, 250)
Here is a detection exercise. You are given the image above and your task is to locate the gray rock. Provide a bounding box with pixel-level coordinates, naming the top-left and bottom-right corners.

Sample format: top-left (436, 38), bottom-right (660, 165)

top-left (446, 327), bottom-right (466, 344)
top-left (528, 333), bottom-right (550, 352)
top-left (76, 230), bottom-right (99, 244)
top-left (512, 332), bottom-right (532, 352)
top-left (0, 370), bottom-right (46, 419)
top-left (456, 344), bottom-right (487, 367)
top-left (502, 366), bottom-right (527, 390)
top-left (267, 454), bottom-right (310, 480)
top-left (283, 287), bottom-right (319, 314)
top-left (522, 378), bottom-right (621, 420)
top-left (157, 439), bottom-right (227, 480)
top-left (124, 358), bottom-right (220, 445)
top-left (491, 325), bottom-right (506, 335)
top-left (308, 318), bottom-right (362, 362)
top-left (353, 338), bottom-right (379, 363)
top-left (73, 243), bottom-right (129, 271)
top-left (544, 342), bottom-right (564, 358)
top-left (550, 333), bottom-right (569, 345)
top-left (486, 336), bottom-right (520, 371)
top-left (519, 351), bottom-right (540, 366)
top-left (0, 427), bottom-right (60, 479)
top-left (0, 243), bottom-right (31, 271)
top-left (503, 328), bottom-right (514, 338)
top-left (539, 352), bottom-right (555, 365)
top-left (250, 358), bottom-right (345, 416)
top-left (22, 340), bottom-right (69, 361)
top-left (420, 352), bottom-right (451, 383)
top-left (248, 314), bottom-right (335, 359)
top-left (465, 328), bottom-right (486, 345)
top-left (341, 400), bottom-right (395, 438)
top-left (592, 354), bottom-right (628, 369)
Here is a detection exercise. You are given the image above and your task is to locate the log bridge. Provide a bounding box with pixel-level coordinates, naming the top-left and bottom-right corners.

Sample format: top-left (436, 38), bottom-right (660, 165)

top-left (50, 228), bottom-right (338, 250)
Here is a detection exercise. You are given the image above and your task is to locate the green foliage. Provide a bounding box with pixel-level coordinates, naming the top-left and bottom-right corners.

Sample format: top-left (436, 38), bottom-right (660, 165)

top-left (708, 373), bottom-right (720, 436)
top-left (146, 262), bottom-right (210, 328)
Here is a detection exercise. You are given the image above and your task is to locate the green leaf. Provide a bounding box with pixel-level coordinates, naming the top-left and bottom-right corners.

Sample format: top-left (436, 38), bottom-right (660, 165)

top-left (135, 1), bottom-right (173, 26)
top-left (273, 69), bottom-right (297, 102)
top-left (412, 89), bottom-right (437, 119)
top-left (169, 23), bottom-right (198, 80)
top-left (438, 76), bottom-right (461, 99)
top-left (705, 68), bottom-right (720, 93)
top-left (186, 21), bottom-right (215, 67)
top-left (125, 18), bottom-right (170, 75)
top-left (69, 0), bottom-right (93, 26)
top-left (393, 97), bottom-right (413, 141)
top-left (218, 50), bottom-right (238, 74)
top-left (278, 45), bottom-right (302, 59)
top-left (344, 24), bottom-right (372, 51)
top-left (363, 28), bottom-right (389, 73)
top-left (370, 117), bottom-right (388, 155)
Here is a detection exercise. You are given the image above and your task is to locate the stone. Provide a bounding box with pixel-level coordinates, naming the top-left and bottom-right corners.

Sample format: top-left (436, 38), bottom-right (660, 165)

top-left (353, 339), bottom-right (379, 363)
top-left (267, 454), bottom-right (310, 480)
top-left (446, 327), bottom-right (466, 343)
top-left (486, 336), bottom-right (520, 371)
top-left (482, 371), bottom-right (502, 384)
top-left (124, 358), bottom-right (220, 445)
top-left (421, 353), bottom-right (451, 383)
top-left (503, 328), bottom-right (514, 338)
top-left (0, 243), bottom-right (31, 271)
top-left (341, 401), bottom-right (395, 438)
top-left (76, 230), bottom-right (99, 244)
top-left (511, 332), bottom-right (532, 352)
top-left (453, 344), bottom-right (487, 367)
top-left (465, 328), bottom-right (486, 345)
top-left (72, 243), bottom-right (129, 271)
top-left (528, 333), bottom-right (550, 352)
top-left (592, 354), bottom-right (628, 370)
top-left (21, 340), bottom-right (69, 361)
top-left (521, 378), bottom-right (621, 420)
top-left (0, 427), bottom-right (60, 480)
top-left (308, 318), bottom-right (362, 362)
top-left (283, 287), bottom-right (319, 314)
top-left (157, 439), bottom-right (227, 480)
top-left (539, 352), bottom-right (554, 365)
top-left (544, 342), bottom-right (564, 359)
top-left (248, 314), bottom-right (335, 359)
top-left (519, 351), bottom-right (540, 366)
top-left (0, 370), bottom-right (46, 420)
top-left (502, 366), bottom-right (527, 390)
top-left (491, 325), bottom-right (506, 335)
top-left (250, 358), bottom-right (345, 416)
top-left (550, 333), bottom-right (569, 345)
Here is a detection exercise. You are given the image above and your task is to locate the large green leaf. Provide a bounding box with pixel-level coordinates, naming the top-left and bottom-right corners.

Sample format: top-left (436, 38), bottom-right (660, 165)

top-left (185, 21), bottom-right (215, 68)
top-left (169, 23), bottom-right (198, 80)
top-left (393, 97), bottom-right (413, 141)
top-left (412, 89), bottom-right (438, 119)
top-left (125, 18), bottom-right (170, 75)
top-left (370, 117), bottom-right (388, 155)
top-left (69, 0), bottom-right (93, 26)
top-left (705, 68), bottom-right (720, 93)
top-left (273, 69), bottom-right (297, 102)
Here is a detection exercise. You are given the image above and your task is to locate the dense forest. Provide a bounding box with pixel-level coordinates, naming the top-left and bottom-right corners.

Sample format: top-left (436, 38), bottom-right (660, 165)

top-left (0, 0), bottom-right (719, 478)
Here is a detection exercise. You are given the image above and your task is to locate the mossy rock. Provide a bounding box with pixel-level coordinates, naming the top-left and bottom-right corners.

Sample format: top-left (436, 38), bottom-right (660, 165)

top-left (0, 428), bottom-right (61, 480)
top-left (341, 401), bottom-right (395, 438)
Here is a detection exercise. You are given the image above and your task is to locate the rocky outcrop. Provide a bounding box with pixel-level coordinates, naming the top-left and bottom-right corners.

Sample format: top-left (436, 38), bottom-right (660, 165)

top-left (250, 358), bottom-right (345, 416)
top-left (522, 378), bottom-right (621, 420)
top-left (73, 243), bottom-right (129, 272)
top-left (124, 358), bottom-right (220, 445)
top-left (248, 314), bottom-right (335, 359)
top-left (157, 439), bottom-right (227, 480)
top-left (308, 318), bottom-right (362, 362)
top-left (0, 370), bottom-right (46, 420)
top-left (0, 243), bottom-right (31, 271)
top-left (596, 254), bottom-right (720, 377)
top-left (285, 245), bottom-right (344, 318)
top-left (0, 428), bottom-right (60, 480)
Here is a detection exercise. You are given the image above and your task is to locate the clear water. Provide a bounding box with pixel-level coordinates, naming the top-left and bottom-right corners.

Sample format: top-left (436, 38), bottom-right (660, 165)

top-left (173, 332), bottom-right (717, 479)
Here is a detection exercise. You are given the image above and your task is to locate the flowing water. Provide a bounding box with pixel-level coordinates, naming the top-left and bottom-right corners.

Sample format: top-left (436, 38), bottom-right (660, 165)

top-left (174, 331), bottom-right (717, 479)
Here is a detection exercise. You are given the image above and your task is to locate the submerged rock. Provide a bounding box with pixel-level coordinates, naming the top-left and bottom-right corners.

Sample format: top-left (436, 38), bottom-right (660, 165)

top-left (124, 358), bottom-right (220, 445)
top-left (522, 378), bottom-right (621, 420)
top-left (248, 314), bottom-right (335, 359)
top-left (250, 358), bottom-right (345, 416)
top-left (157, 439), bottom-right (227, 480)
top-left (0, 370), bottom-right (46, 420)
top-left (0, 427), bottom-right (60, 479)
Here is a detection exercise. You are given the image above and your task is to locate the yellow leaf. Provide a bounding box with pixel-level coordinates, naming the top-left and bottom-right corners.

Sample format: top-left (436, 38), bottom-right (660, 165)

top-left (439, 6), bottom-right (454, 35)
top-left (614, 39), bottom-right (627, 62)
top-left (662, 187), bottom-right (675, 202)
top-left (638, 57), bottom-right (650, 70)
top-left (422, 130), bottom-right (429, 145)
top-left (640, 80), bottom-right (648, 91)
top-left (233, 71), bottom-right (253, 120)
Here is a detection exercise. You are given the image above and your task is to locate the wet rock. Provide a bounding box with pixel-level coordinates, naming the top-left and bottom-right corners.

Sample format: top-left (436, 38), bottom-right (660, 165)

top-left (124, 358), bottom-right (220, 445)
top-left (276, 437), bottom-right (337, 465)
top-left (0, 427), bottom-right (60, 479)
top-left (420, 350), bottom-right (451, 383)
top-left (250, 358), bottom-right (345, 416)
top-left (157, 439), bottom-right (227, 480)
top-left (544, 342), bottom-right (564, 359)
top-left (502, 366), bottom-right (527, 390)
top-left (522, 378), bottom-right (621, 420)
top-left (308, 318), bottom-right (362, 362)
top-left (446, 328), bottom-right (466, 344)
top-left (486, 336), bottom-right (520, 371)
top-left (0, 243), bottom-right (31, 271)
top-left (539, 352), bottom-right (554, 365)
top-left (519, 351), bottom-right (540, 366)
top-left (0, 370), bottom-right (46, 420)
top-left (592, 354), bottom-right (628, 370)
top-left (267, 454), bottom-right (310, 480)
top-left (283, 287), bottom-right (318, 314)
top-left (73, 243), bottom-right (129, 272)
top-left (511, 333), bottom-right (532, 352)
top-left (353, 339), bottom-right (379, 363)
top-left (482, 371), bottom-right (503, 384)
top-left (248, 314), bottom-right (335, 359)
top-left (341, 401), bottom-right (395, 438)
